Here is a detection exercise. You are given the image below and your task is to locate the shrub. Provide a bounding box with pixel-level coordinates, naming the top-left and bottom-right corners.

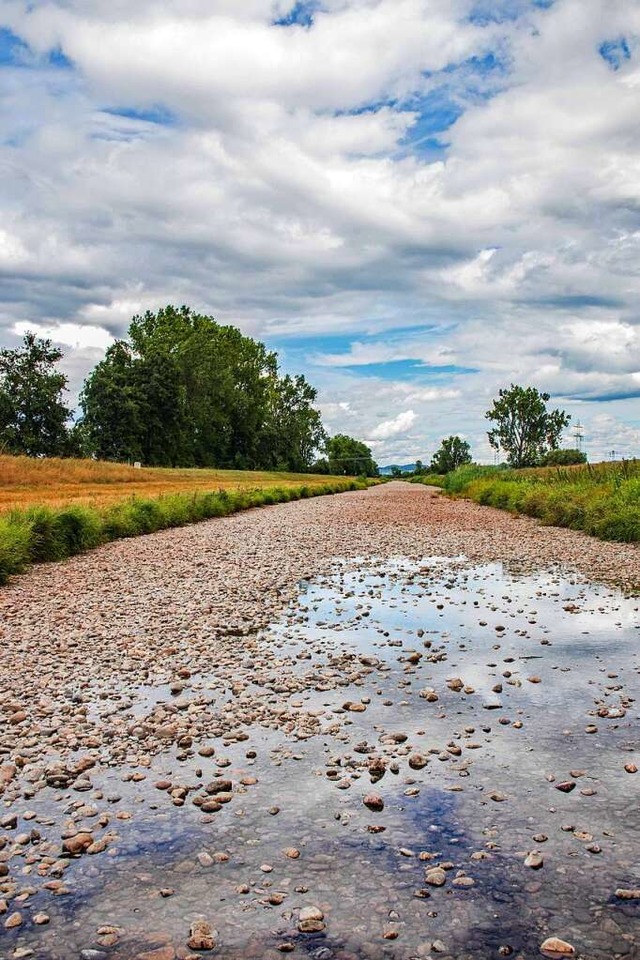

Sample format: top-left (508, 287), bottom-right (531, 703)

top-left (0, 516), bottom-right (32, 580)
top-left (443, 464), bottom-right (501, 494)
top-left (55, 505), bottom-right (103, 555)
top-left (540, 448), bottom-right (587, 466)
top-left (22, 505), bottom-right (67, 562)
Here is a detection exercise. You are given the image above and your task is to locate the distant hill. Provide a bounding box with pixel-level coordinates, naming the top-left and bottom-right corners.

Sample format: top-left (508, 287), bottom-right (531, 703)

top-left (379, 463), bottom-right (416, 475)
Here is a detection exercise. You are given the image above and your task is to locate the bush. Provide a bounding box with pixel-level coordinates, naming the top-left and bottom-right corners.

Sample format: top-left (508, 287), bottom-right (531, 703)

top-left (540, 448), bottom-right (587, 466)
top-left (0, 516), bottom-right (33, 580)
top-left (55, 505), bottom-right (103, 555)
top-left (22, 505), bottom-right (67, 561)
top-left (443, 464), bottom-right (501, 494)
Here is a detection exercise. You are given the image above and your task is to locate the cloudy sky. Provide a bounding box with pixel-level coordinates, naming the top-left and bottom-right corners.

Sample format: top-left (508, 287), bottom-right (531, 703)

top-left (1, 0), bottom-right (639, 464)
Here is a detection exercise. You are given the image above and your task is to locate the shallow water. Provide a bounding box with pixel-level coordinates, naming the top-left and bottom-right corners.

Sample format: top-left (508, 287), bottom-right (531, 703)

top-left (2, 557), bottom-right (639, 960)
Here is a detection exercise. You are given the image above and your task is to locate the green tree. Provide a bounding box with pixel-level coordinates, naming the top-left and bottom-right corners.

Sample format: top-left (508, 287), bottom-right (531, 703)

top-left (485, 384), bottom-right (570, 468)
top-left (260, 374), bottom-right (327, 472)
top-left (80, 305), bottom-right (328, 471)
top-left (135, 351), bottom-right (186, 466)
top-left (0, 332), bottom-right (72, 456)
top-left (430, 436), bottom-right (472, 474)
top-left (80, 341), bottom-right (144, 463)
top-left (325, 434), bottom-right (378, 477)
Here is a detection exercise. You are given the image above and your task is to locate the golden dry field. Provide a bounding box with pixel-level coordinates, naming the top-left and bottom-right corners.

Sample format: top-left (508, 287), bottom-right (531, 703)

top-left (0, 454), bottom-right (339, 512)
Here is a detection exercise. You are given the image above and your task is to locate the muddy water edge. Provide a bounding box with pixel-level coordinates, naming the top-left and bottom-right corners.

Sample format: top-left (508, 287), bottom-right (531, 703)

top-left (0, 485), bottom-right (638, 960)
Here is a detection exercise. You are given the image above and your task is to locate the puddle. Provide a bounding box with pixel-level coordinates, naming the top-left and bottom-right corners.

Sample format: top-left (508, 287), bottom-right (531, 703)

top-left (1, 558), bottom-right (638, 960)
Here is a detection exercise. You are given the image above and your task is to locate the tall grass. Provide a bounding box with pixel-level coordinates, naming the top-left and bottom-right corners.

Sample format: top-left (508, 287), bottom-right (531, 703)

top-left (436, 460), bottom-right (640, 543)
top-left (0, 478), bottom-right (374, 585)
top-left (409, 474), bottom-right (446, 488)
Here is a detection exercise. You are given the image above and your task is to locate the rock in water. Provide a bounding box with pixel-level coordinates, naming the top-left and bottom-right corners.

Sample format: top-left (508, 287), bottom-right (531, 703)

top-left (524, 851), bottom-right (544, 869)
top-left (424, 867), bottom-right (447, 887)
top-left (298, 906), bottom-right (325, 933)
top-left (615, 888), bottom-right (640, 900)
top-left (540, 937), bottom-right (576, 958)
top-left (363, 793), bottom-right (384, 811)
top-left (187, 920), bottom-right (216, 951)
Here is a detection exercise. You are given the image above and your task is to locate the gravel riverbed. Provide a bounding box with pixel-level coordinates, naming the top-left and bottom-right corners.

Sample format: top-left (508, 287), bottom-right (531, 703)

top-left (0, 482), bottom-right (638, 960)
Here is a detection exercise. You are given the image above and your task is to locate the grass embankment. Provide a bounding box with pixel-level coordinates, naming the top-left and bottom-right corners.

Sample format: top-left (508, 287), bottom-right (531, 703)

top-left (0, 454), bottom-right (349, 511)
top-left (0, 455), bottom-right (374, 584)
top-left (412, 461), bottom-right (640, 543)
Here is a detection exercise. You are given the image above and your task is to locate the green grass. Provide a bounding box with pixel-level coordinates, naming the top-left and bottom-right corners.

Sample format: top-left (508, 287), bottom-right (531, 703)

top-left (434, 460), bottom-right (640, 543)
top-left (409, 474), bottom-right (446, 488)
top-left (0, 478), bottom-right (374, 585)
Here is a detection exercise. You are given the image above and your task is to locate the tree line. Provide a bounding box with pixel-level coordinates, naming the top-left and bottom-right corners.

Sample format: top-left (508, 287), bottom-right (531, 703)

top-left (0, 306), bottom-right (378, 475)
top-left (403, 384), bottom-right (585, 477)
top-left (0, 309), bottom-right (584, 475)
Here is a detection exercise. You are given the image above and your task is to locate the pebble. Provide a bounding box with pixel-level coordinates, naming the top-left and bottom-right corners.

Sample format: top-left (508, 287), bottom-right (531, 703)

top-left (298, 906), bottom-right (325, 933)
top-left (187, 919), bottom-right (216, 951)
top-left (524, 852), bottom-right (544, 870)
top-left (540, 937), bottom-right (576, 958)
top-left (424, 868), bottom-right (447, 887)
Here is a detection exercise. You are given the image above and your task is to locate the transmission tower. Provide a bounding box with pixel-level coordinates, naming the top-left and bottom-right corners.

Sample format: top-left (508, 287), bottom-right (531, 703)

top-left (573, 421), bottom-right (584, 453)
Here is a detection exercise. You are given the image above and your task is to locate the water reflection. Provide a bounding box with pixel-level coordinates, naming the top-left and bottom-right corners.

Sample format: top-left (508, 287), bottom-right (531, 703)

top-left (2, 559), bottom-right (638, 960)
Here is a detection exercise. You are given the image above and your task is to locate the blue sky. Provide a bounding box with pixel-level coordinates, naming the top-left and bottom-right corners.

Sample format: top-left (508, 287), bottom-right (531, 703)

top-left (0, 0), bottom-right (639, 462)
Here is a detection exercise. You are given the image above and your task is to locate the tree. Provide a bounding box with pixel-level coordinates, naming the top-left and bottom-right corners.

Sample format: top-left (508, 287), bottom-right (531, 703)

top-left (259, 374), bottom-right (327, 472)
top-left (540, 448), bottom-right (587, 466)
top-left (0, 332), bottom-right (72, 456)
top-left (485, 384), bottom-right (570, 468)
top-left (79, 305), bottom-right (328, 471)
top-left (325, 434), bottom-right (378, 477)
top-left (430, 436), bottom-right (472, 474)
top-left (80, 341), bottom-right (144, 463)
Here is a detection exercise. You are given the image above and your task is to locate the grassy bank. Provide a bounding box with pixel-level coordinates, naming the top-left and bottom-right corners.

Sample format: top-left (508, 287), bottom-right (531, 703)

top-left (412, 461), bottom-right (640, 543)
top-left (0, 477), bottom-right (373, 584)
top-left (0, 454), bottom-right (355, 512)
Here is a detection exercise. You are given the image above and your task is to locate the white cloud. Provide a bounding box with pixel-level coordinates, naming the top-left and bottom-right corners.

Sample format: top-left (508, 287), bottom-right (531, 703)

top-left (369, 409), bottom-right (417, 439)
top-left (13, 321), bottom-right (114, 351)
top-left (0, 0), bottom-right (639, 463)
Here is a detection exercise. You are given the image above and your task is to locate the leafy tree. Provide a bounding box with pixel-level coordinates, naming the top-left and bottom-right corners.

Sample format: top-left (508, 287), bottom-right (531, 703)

top-left (325, 434), bottom-right (378, 477)
top-left (414, 459), bottom-right (426, 475)
top-left (310, 457), bottom-right (330, 474)
top-left (0, 332), bottom-right (72, 456)
top-left (430, 436), bottom-right (472, 474)
top-left (135, 351), bottom-right (186, 466)
top-left (80, 305), bottom-right (328, 471)
top-left (260, 374), bottom-right (326, 472)
top-left (80, 342), bottom-right (144, 463)
top-left (485, 384), bottom-right (570, 468)
top-left (540, 448), bottom-right (587, 466)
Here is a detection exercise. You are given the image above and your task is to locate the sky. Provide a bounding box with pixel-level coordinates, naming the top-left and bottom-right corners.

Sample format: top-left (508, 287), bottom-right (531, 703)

top-left (0, 0), bottom-right (639, 465)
